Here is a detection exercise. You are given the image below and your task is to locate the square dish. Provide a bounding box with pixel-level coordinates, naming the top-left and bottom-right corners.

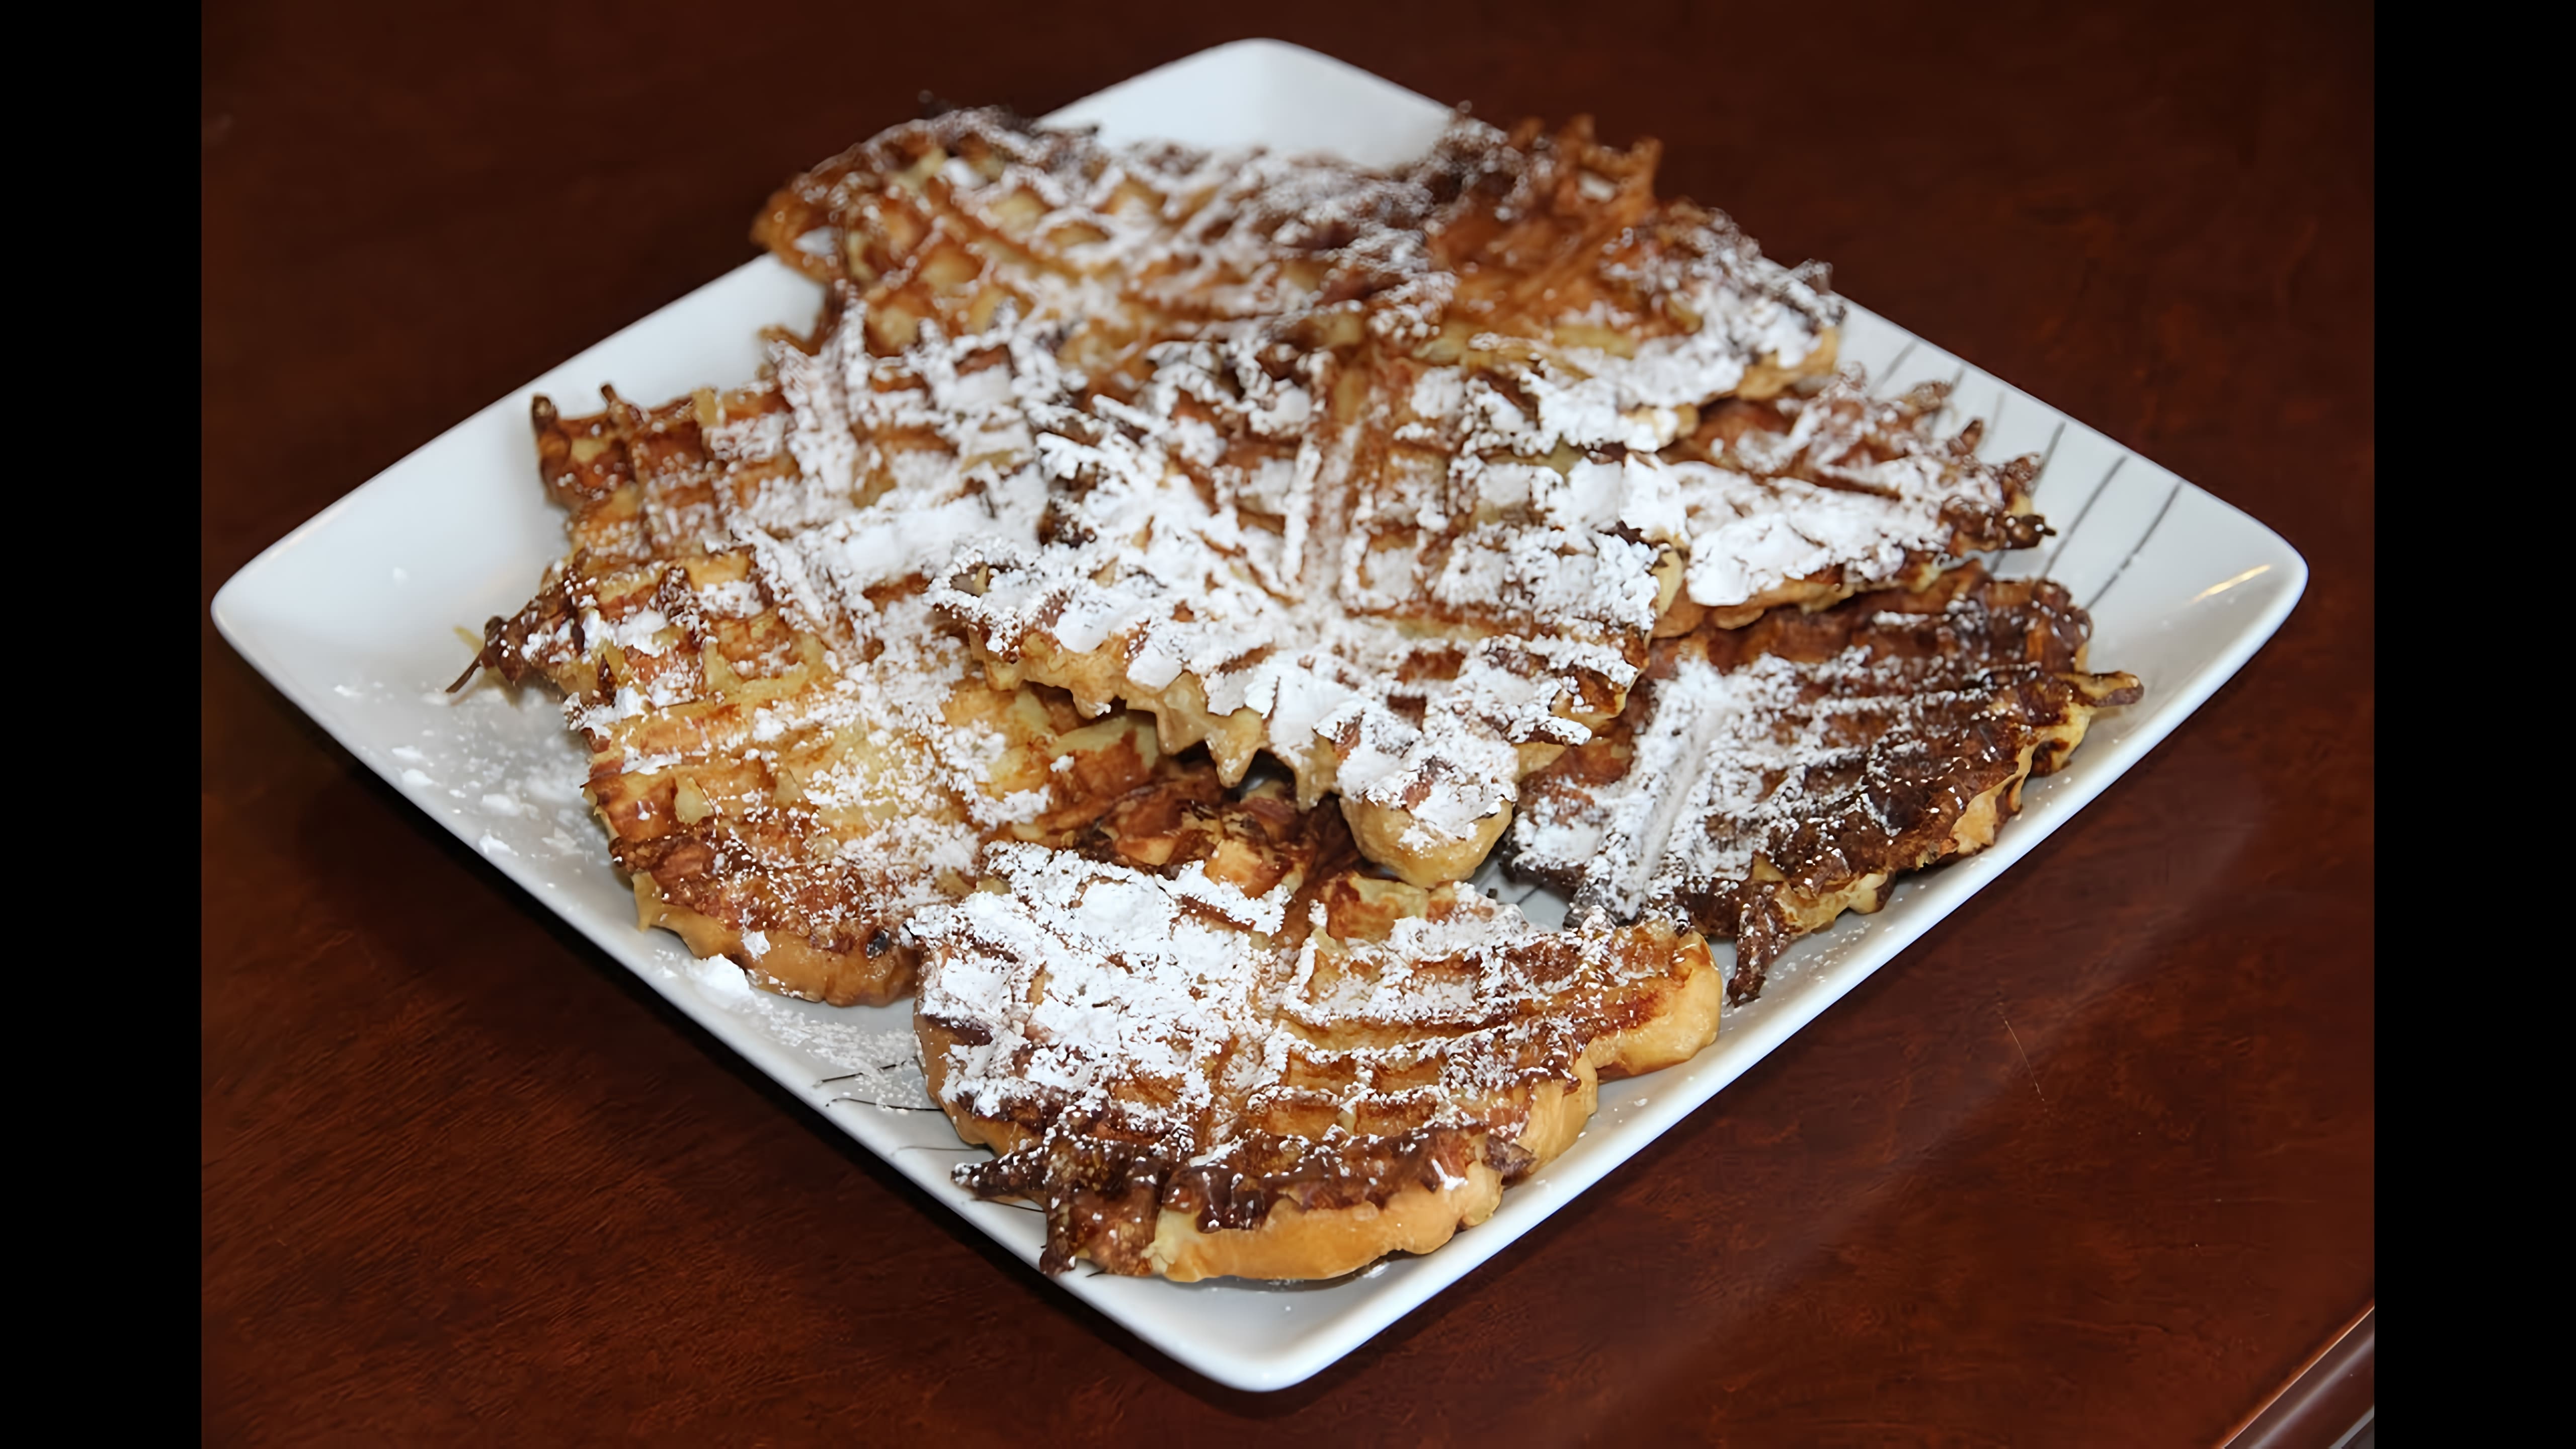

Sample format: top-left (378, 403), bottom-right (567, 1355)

top-left (209, 37), bottom-right (2307, 1392)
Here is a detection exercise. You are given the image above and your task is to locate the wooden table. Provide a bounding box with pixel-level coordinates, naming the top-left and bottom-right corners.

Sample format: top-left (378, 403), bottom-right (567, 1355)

top-left (202, 3), bottom-right (2375, 1441)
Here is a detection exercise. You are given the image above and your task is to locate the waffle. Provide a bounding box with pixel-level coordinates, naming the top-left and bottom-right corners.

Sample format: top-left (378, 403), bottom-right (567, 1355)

top-left (753, 109), bottom-right (1842, 395)
top-left (1510, 564), bottom-right (2143, 1002)
top-left (454, 107), bottom-right (2131, 1261)
top-left (1664, 376), bottom-right (2047, 628)
top-left (469, 375), bottom-right (1165, 1005)
top-left (793, 109), bottom-right (2047, 886)
top-left (913, 769), bottom-right (1720, 1280)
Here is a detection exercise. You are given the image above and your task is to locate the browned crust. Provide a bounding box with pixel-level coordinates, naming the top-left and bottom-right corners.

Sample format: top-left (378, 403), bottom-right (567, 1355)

top-left (1516, 563), bottom-right (2143, 1002)
top-left (1691, 577), bottom-right (2141, 999)
top-left (465, 398), bottom-right (1177, 1009)
top-left (635, 875), bottom-right (915, 1006)
top-left (919, 1018), bottom-right (1583, 1282)
top-left (915, 927), bottom-right (1720, 1281)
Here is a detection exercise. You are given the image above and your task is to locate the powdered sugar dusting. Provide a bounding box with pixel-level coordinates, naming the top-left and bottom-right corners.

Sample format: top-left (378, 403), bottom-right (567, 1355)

top-left (914, 842), bottom-right (1666, 1146)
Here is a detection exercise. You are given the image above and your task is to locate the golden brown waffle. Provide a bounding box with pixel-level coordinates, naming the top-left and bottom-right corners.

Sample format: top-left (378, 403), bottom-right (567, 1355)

top-left (780, 109), bottom-right (2051, 887)
top-left (1663, 377), bottom-right (2049, 629)
top-left (436, 103), bottom-right (2155, 1297)
top-left (464, 104), bottom-right (2106, 1099)
top-left (470, 382), bottom-right (1164, 1005)
top-left (1509, 564), bottom-right (2142, 1002)
top-left (752, 110), bottom-right (1836, 391)
top-left (912, 767), bottom-right (1720, 1280)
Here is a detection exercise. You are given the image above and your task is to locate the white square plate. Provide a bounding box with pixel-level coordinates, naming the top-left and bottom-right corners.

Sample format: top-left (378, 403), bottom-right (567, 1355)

top-left (211, 38), bottom-right (2307, 1393)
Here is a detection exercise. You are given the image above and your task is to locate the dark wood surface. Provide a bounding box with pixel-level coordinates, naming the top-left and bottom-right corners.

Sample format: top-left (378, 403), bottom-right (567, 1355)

top-left (202, 3), bottom-right (2375, 1441)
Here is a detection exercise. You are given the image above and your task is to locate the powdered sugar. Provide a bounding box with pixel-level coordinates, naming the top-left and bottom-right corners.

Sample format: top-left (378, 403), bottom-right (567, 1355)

top-left (914, 842), bottom-right (1664, 1141)
top-left (1512, 651), bottom-right (1828, 917)
top-left (1509, 574), bottom-right (2122, 992)
top-left (487, 106), bottom-right (2037, 1001)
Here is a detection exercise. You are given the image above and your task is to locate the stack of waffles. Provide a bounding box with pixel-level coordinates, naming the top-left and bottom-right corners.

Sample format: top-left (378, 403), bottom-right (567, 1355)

top-left (470, 108), bottom-right (2139, 1280)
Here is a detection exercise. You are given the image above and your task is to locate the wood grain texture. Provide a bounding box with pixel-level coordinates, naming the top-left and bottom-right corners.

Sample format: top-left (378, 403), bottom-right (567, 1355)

top-left (202, 2), bottom-right (2374, 1441)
